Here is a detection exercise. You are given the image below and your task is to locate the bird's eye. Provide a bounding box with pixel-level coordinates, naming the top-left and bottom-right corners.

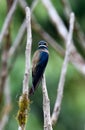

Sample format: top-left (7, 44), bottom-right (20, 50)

top-left (43, 42), bottom-right (46, 45)
top-left (38, 41), bottom-right (47, 46)
top-left (38, 42), bottom-right (41, 45)
top-left (43, 42), bottom-right (48, 46)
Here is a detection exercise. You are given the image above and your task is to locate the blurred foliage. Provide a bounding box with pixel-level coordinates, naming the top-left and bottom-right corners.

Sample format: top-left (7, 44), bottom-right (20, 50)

top-left (0, 0), bottom-right (85, 130)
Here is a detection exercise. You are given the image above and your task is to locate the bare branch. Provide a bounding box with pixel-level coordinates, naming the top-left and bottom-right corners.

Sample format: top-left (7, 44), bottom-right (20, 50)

top-left (61, 0), bottom-right (85, 49)
top-left (61, 0), bottom-right (71, 17)
top-left (0, 77), bottom-right (12, 130)
top-left (19, 0), bottom-right (39, 13)
top-left (31, 0), bottom-right (39, 12)
top-left (0, 0), bottom-right (18, 47)
top-left (42, 74), bottom-right (53, 130)
top-left (17, 7), bottom-right (32, 130)
top-left (41, 0), bottom-right (68, 40)
top-left (8, 19), bottom-right (26, 58)
top-left (23, 7), bottom-right (32, 94)
top-left (19, 0), bottom-right (27, 9)
top-left (4, 77), bottom-right (11, 105)
top-left (51, 13), bottom-right (75, 125)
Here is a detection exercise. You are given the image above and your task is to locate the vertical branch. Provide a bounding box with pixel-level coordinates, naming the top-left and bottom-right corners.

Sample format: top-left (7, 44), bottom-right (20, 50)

top-left (17, 7), bottom-right (32, 130)
top-left (23, 7), bottom-right (32, 94)
top-left (51, 13), bottom-right (75, 125)
top-left (0, 77), bottom-right (12, 130)
top-left (42, 74), bottom-right (53, 130)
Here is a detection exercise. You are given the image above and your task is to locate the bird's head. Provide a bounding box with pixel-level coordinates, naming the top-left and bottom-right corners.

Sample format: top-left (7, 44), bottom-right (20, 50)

top-left (38, 40), bottom-right (48, 50)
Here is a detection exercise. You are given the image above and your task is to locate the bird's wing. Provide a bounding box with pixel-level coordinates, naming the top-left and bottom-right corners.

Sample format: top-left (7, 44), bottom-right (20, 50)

top-left (29, 50), bottom-right (41, 95)
top-left (32, 51), bottom-right (49, 88)
top-left (29, 50), bottom-right (49, 95)
top-left (32, 50), bottom-right (40, 75)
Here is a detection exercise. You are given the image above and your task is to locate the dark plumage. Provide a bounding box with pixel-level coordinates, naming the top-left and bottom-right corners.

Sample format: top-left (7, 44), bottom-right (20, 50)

top-left (29, 40), bottom-right (49, 95)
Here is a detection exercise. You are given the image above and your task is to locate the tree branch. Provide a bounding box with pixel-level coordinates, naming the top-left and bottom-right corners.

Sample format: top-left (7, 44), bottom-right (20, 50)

top-left (0, 0), bottom-right (18, 47)
top-left (51, 13), bottom-right (75, 125)
top-left (31, 0), bottom-right (39, 12)
top-left (42, 74), bottom-right (53, 130)
top-left (61, 0), bottom-right (85, 49)
top-left (0, 77), bottom-right (12, 130)
top-left (17, 7), bottom-right (32, 130)
top-left (41, 0), bottom-right (68, 40)
top-left (8, 19), bottom-right (26, 58)
top-left (22, 7), bottom-right (32, 94)
top-left (0, 0), bottom-right (13, 103)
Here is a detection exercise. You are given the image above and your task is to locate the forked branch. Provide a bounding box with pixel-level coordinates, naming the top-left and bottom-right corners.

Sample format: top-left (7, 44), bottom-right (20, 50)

top-left (51, 13), bottom-right (75, 125)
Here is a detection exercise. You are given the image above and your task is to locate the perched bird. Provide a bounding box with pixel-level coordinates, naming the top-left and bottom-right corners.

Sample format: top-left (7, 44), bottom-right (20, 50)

top-left (29, 40), bottom-right (49, 95)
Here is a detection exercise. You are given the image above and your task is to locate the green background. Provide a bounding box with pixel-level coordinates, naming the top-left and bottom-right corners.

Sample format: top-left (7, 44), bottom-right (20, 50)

top-left (0, 0), bottom-right (85, 130)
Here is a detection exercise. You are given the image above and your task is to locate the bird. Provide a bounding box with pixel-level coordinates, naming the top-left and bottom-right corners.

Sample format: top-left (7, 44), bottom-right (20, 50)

top-left (29, 40), bottom-right (49, 95)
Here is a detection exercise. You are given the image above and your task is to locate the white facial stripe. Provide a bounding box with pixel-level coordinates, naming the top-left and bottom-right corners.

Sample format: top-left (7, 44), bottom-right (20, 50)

top-left (39, 45), bottom-right (47, 47)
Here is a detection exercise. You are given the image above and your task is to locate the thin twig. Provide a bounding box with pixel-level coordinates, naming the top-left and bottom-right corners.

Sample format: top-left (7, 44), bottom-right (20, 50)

top-left (0, 0), bottom-right (18, 47)
top-left (19, 0), bottom-right (27, 9)
top-left (61, 0), bottom-right (85, 49)
top-left (51, 13), bottom-right (75, 125)
top-left (31, 0), bottom-right (39, 12)
top-left (8, 19), bottom-right (26, 58)
top-left (19, 0), bottom-right (39, 13)
top-left (41, 0), bottom-right (68, 40)
top-left (42, 74), bottom-right (53, 130)
top-left (61, 0), bottom-right (71, 17)
top-left (0, 77), bottom-right (12, 130)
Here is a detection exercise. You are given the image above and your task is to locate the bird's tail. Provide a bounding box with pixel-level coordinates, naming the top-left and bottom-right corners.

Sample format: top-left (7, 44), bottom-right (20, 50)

top-left (29, 76), bottom-right (43, 96)
top-left (29, 85), bottom-right (34, 96)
